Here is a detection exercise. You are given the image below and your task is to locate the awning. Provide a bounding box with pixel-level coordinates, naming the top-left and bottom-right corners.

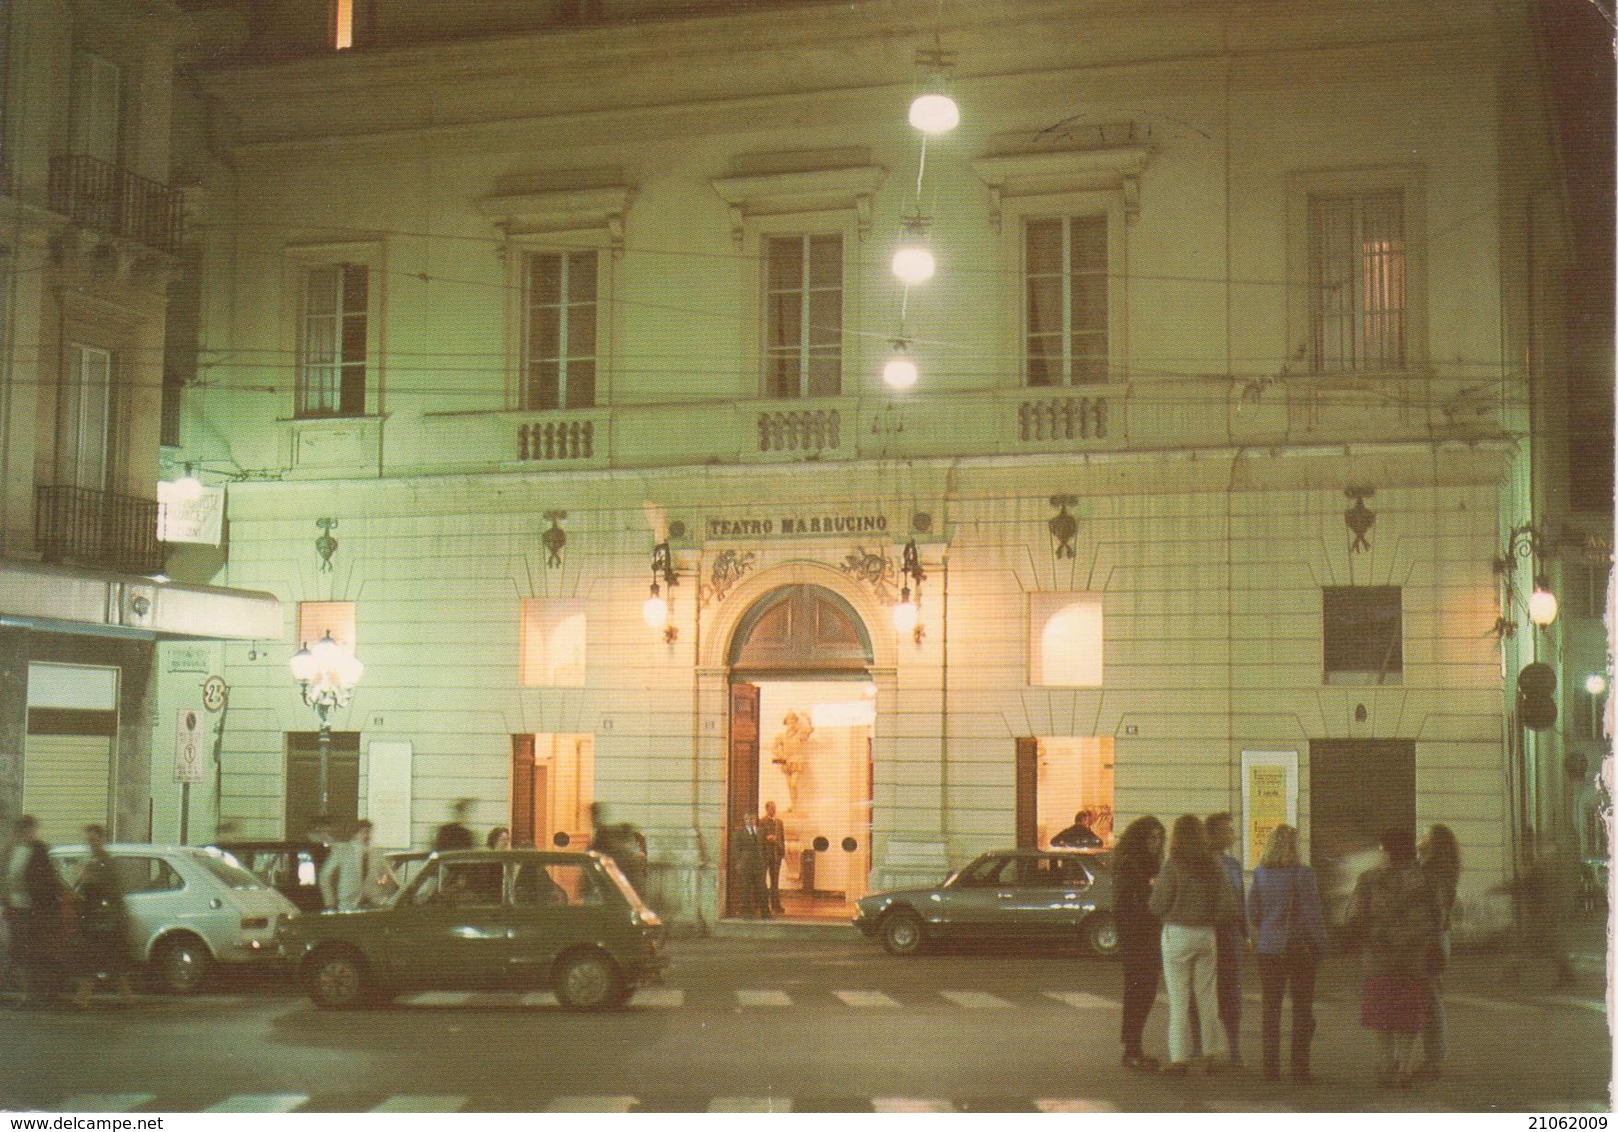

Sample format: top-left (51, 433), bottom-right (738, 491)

top-left (0, 560), bottom-right (282, 641)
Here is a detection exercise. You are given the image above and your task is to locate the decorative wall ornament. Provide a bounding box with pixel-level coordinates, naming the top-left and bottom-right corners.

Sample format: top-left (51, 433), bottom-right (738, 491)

top-left (702, 548), bottom-right (756, 606)
top-left (840, 545), bottom-right (898, 604)
top-left (1344, 487), bottom-right (1376, 554)
top-left (541, 510), bottom-right (567, 567)
top-left (1048, 495), bottom-right (1079, 559)
top-left (315, 518), bottom-right (339, 572)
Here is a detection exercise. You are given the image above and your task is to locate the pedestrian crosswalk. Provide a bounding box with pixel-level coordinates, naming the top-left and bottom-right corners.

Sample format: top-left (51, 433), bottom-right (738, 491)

top-left (15, 985), bottom-right (1596, 1014)
top-left (25, 1092), bottom-right (1606, 1115)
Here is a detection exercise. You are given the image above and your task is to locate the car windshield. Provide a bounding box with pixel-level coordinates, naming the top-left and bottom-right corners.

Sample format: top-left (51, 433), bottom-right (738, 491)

top-left (190, 852), bottom-right (266, 890)
top-left (594, 855), bottom-right (650, 911)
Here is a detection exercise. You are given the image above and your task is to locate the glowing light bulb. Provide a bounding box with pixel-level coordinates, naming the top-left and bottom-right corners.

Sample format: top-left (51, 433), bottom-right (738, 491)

top-left (643, 588), bottom-right (668, 630)
top-left (891, 245), bottom-right (935, 284)
top-left (883, 346), bottom-right (918, 390)
top-left (1528, 584), bottom-right (1559, 626)
top-left (909, 92), bottom-right (960, 134)
top-left (892, 590), bottom-right (918, 633)
top-left (1584, 673), bottom-right (1607, 696)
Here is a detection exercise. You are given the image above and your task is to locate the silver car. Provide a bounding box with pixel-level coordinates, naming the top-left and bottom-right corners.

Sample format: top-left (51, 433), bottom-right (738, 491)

top-left (853, 848), bottom-right (1118, 957)
top-left (51, 844), bottom-right (300, 993)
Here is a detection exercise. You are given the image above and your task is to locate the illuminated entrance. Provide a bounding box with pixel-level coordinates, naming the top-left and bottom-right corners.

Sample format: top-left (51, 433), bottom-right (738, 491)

top-left (727, 584), bottom-right (874, 920)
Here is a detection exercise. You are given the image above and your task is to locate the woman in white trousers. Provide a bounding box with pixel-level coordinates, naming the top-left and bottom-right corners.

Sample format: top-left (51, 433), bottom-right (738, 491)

top-left (1150, 814), bottom-right (1240, 1073)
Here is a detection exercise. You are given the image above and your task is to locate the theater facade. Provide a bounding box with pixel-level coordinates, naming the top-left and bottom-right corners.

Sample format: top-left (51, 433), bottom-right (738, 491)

top-left (146, 0), bottom-right (1605, 934)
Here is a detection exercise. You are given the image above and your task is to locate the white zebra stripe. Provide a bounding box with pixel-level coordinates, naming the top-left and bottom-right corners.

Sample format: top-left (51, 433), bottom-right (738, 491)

top-left (397, 991), bottom-right (475, 1007)
top-left (872, 1098), bottom-right (955, 1113)
top-left (1035, 1098), bottom-right (1119, 1113)
top-left (834, 990), bottom-right (900, 1008)
top-left (632, 987), bottom-right (684, 1008)
top-left (736, 989), bottom-right (792, 1007)
top-left (939, 990), bottom-right (1013, 1009)
top-left (544, 1096), bottom-right (638, 1112)
top-left (55, 1095), bottom-right (156, 1113)
top-left (370, 1096), bottom-right (467, 1112)
top-left (707, 1097), bottom-right (793, 1112)
top-left (1043, 991), bottom-right (1115, 1009)
top-left (519, 991), bottom-right (559, 1007)
top-left (204, 1094), bottom-right (308, 1113)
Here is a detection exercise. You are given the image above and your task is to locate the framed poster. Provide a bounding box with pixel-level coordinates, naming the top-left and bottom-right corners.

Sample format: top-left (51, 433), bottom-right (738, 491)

top-left (1240, 749), bottom-right (1298, 869)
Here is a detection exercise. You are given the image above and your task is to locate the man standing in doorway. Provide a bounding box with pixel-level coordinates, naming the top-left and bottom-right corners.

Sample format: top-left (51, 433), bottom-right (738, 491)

top-left (758, 801), bottom-right (787, 914)
top-left (731, 812), bottom-right (770, 919)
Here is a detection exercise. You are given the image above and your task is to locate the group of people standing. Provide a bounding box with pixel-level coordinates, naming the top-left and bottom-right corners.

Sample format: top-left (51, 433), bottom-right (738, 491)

top-left (3, 816), bottom-right (134, 1010)
top-left (1112, 811), bottom-right (1460, 1087)
top-left (731, 801), bottom-right (788, 918)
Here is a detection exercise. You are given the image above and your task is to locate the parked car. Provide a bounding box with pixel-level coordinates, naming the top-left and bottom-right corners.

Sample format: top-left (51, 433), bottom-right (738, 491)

top-left (279, 848), bottom-right (668, 1010)
top-left (853, 848), bottom-right (1118, 957)
top-left (50, 844), bottom-right (300, 993)
top-left (210, 840), bottom-right (330, 914)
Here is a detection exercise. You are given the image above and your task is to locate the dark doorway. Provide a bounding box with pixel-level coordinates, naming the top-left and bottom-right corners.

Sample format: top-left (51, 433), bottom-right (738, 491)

top-left (1309, 738), bottom-right (1416, 920)
top-left (285, 731), bottom-right (360, 839)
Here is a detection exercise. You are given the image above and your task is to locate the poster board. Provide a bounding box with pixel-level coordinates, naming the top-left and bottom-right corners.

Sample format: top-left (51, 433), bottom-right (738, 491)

top-left (366, 741), bottom-right (413, 849)
top-left (1240, 749), bottom-right (1298, 869)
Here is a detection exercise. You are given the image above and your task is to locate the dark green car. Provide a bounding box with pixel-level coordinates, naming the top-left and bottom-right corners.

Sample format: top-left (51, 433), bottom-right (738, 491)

top-left (280, 849), bottom-right (668, 1010)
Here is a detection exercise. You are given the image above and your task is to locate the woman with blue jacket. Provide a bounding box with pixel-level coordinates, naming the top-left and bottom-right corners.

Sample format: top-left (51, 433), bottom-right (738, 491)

top-left (1247, 824), bottom-right (1329, 1082)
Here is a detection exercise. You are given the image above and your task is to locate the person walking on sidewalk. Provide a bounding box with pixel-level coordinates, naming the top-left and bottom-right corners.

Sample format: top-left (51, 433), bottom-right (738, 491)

top-left (1247, 824), bottom-right (1328, 1083)
top-left (1114, 815), bottom-right (1167, 1071)
top-left (6, 815), bottom-right (64, 1009)
top-left (70, 825), bottom-right (133, 1008)
top-left (1416, 824), bottom-right (1459, 1079)
top-left (1345, 827), bottom-right (1442, 1088)
top-left (1150, 815), bottom-right (1240, 1075)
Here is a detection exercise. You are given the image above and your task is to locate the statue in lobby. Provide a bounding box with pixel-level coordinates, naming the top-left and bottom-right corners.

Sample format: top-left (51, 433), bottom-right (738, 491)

top-left (770, 710), bottom-right (815, 812)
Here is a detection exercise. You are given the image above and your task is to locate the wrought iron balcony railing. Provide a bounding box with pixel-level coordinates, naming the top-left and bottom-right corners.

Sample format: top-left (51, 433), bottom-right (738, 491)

top-left (35, 484), bottom-right (164, 575)
top-left (48, 155), bottom-right (183, 255)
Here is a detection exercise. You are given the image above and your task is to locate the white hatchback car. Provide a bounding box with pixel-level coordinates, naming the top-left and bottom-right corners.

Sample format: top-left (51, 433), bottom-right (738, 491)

top-left (50, 844), bottom-right (300, 993)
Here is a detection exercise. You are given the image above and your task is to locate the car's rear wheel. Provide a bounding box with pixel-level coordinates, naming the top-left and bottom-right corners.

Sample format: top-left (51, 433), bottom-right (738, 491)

top-left (151, 933), bottom-right (212, 994)
top-left (554, 951), bottom-right (623, 1010)
top-left (880, 909), bottom-right (925, 956)
top-left (1083, 912), bottom-right (1119, 958)
top-left (306, 948), bottom-right (369, 1009)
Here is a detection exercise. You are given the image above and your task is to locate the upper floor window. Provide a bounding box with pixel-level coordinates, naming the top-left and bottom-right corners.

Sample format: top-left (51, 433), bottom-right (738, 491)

top-left (523, 252), bottom-right (597, 411)
top-left (297, 263), bottom-right (368, 418)
top-left (60, 343), bottom-right (113, 491)
top-left (1029, 592), bottom-right (1103, 687)
top-left (1308, 191), bottom-right (1406, 373)
top-left (1322, 585), bottom-right (1402, 684)
top-left (520, 598), bottom-right (586, 687)
top-left (764, 234), bottom-right (841, 399)
top-left (1026, 216), bottom-right (1107, 386)
top-left (71, 52), bottom-right (122, 165)
top-left (297, 601), bottom-right (356, 654)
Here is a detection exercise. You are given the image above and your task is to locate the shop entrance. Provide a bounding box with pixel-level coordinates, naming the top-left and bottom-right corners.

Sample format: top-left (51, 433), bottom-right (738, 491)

top-left (1015, 736), bottom-right (1116, 848)
top-left (726, 584), bottom-right (874, 921)
top-left (511, 733), bottom-right (594, 849)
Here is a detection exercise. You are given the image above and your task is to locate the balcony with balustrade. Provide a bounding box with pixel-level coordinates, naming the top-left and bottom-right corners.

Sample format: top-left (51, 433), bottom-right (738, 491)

top-left (48, 155), bottom-right (184, 256)
top-left (34, 485), bottom-right (164, 575)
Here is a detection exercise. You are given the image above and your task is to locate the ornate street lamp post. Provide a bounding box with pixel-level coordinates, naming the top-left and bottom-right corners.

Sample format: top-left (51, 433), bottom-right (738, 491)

top-left (289, 631), bottom-right (364, 816)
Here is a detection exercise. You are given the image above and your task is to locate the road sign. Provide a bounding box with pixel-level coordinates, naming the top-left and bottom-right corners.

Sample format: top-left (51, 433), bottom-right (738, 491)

top-left (175, 709), bottom-right (205, 784)
top-left (202, 675), bottom-right (227, 713)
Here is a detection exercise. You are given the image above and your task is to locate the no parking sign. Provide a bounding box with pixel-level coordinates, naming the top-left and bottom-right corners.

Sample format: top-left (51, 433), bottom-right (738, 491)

top-left (175, 709), bottom-right (205, 784)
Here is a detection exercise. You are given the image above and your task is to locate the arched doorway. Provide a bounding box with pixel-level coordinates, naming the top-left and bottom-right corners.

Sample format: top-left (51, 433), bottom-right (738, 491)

top-left (726, 584), bottom-right (874, 920)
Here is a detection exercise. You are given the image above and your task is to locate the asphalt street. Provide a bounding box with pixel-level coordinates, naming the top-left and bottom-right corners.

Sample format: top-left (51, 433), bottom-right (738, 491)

top-left (0, 928), bottom-right (1607, 1114)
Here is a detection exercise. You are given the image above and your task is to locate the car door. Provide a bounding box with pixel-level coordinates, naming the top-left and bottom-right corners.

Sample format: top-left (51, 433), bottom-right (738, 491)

top-left (384, 859), bottom-right (512, 989)
top-left (504, 858), bottom-right (614, 988)
top-left (114, 854), bottom-right (192, 958)
top-left (997, 855), bottom-right (1077, 940)
top-left (936, 854), bottom-right (1020, 940)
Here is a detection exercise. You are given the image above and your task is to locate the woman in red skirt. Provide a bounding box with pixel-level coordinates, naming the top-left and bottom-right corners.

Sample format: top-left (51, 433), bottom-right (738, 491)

top-left (1345, 827), bottom-right (1444, 1087)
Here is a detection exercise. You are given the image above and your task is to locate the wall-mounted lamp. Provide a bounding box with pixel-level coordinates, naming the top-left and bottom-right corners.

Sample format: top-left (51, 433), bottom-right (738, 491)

top-left (1494, 524), bottom-right (1558, 636)
top-left (891, 538), bottom-right (926, 643)
top-left (169, 462), bottom-right (204, 502)
top-left (883, 339), bottom-right (918, 390)
top-left (909, 45), bottom-right (960, 135)
top-left (643, 541), bottom-right (678, 643)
